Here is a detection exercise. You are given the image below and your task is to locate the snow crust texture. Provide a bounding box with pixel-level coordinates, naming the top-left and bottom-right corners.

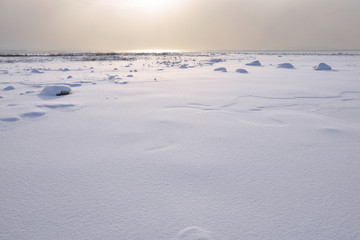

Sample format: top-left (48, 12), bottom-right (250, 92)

top-left (1, 52), bottom-right (360, 240)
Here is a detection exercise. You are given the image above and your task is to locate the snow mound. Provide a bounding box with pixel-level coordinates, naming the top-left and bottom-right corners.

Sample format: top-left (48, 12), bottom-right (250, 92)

top-left (3, 86), bottom-right (15, 91)
top-left (214, 67), bottom-right (227, 72)
top-left (315, 63), bottom-right (332, 71)
top-left (246, 60), bottom-right (261, 66)
top-left (236, 68), bottom-right (248, 73)
top-left (40, 86), bottom-right (72, 96)
top-left (278, 63), bottom-right (294, 69)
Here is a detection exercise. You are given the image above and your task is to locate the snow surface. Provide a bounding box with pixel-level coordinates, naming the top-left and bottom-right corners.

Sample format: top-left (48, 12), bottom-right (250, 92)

top-left (1, 52), bottom-right (360, 240)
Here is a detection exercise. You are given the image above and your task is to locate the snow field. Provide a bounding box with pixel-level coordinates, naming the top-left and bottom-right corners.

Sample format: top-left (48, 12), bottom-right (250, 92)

top-left (1, 52), bottom-right (360, 240)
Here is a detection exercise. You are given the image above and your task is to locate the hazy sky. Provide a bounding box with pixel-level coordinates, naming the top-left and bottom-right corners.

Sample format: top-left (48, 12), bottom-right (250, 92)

top-left (1, 0), bottom-right (359, 51)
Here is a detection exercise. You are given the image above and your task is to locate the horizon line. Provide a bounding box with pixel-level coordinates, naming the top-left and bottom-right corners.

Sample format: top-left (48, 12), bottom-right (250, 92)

top-left (1, 48), bottom-right (360, 56)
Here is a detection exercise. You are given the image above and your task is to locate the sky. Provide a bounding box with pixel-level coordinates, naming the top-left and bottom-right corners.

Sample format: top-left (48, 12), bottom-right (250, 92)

top-left (0, 0), bottom-right (359, 51)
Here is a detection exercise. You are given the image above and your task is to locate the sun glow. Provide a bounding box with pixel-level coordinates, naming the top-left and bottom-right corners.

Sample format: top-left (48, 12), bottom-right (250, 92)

top-left (120, 0), bottom-right (177, 12)
top-left (129, 49), bottom-right (182, 54)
